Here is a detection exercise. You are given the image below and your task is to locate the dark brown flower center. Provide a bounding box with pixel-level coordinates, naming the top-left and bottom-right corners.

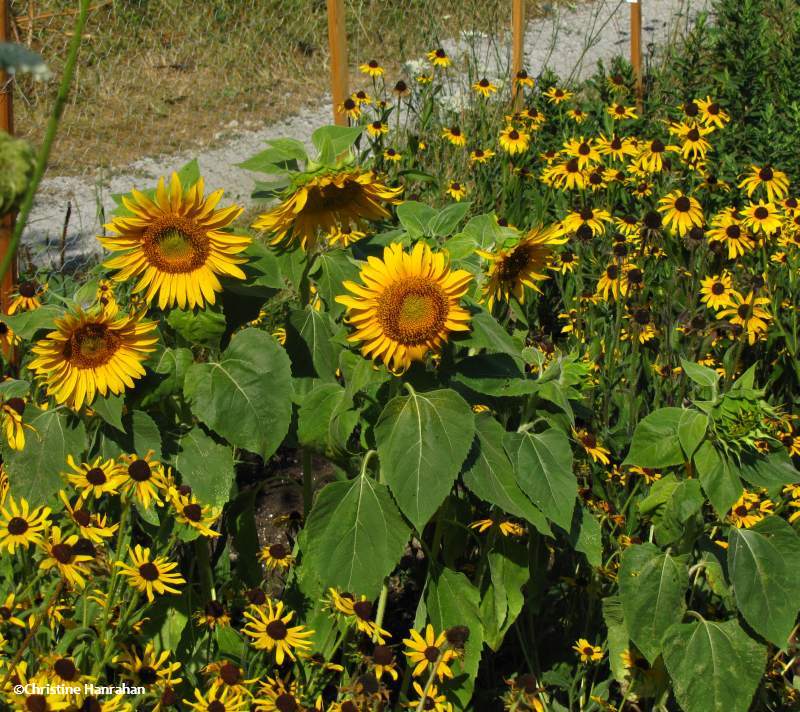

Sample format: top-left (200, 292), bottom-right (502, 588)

top-left (183, 503), bottom-right (203, 522)
top-left (246, 588), bottom-right (266, 605)
top-left (578, 142), bottom-right (591, 155)
top-left (219, 662), bottom-right (241, 685)
top-left (128, 460), bottom-right (152, 482)
top-left (275, 695), bottom-right (298, 712)
top-left (138, 562), bottom-right (160, 581)
top-left (6, 397), bottom-right (24, 416)
top-left (206, 600), bottom-right (226, 618)
top-left (650, 139), bottom-right (665, 153)
top-left (687, 128), bottom-right (700, 141)
top-left (80, 697), bottom-right (102, 712)
top-left (737, 304), bottom-right (752, 320)
top-left (86, 467), bottom-right (107, 485)
top-left (373, 644), bottom-right (394, 665)
top-left (19, 282), bottom-right (36, 298)
top-left (606, 265), bottom-right (619, 280)
top-left (54, 658), bottom-right (79, 681)
top-left (754, 207), bottom-right (769, 220)
top-left (207, 701), bottom-right (226, 712)
top-left (269, 543), bottom-right (288, 559)
top-left (7, 517), bottom-right (28, 536)
top-left (138, 666), bottom-right (158, 685)
top-left (266, 619), bottom-right (288, 640)
top-left (674, 196), bottom-right (691, 212)
top-left (25, 695), bottom-right (47, 712)
top-left (353, 600), bottom-right (373, 620)
top-left (684, 101), bottom-right (699, 116)
top-left (509, 129), bottom-right (520, 140)
top-left (51, 543), bottom-right (74, 564)
top-left (424, 645), bottom-right (441, 662)
top-left (759, 166), bottom-right (774, 181)
top-left (711, 282), bottom-right (725, 295)
top-left (644, 211), bottom-right (661, 229)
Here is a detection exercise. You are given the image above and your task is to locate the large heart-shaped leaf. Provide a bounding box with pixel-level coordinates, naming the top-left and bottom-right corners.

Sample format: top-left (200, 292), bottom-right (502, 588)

top-left (174, 427), bottom-right (235, 508)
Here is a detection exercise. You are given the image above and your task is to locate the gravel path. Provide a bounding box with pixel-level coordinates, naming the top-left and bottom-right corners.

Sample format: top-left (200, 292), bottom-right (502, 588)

top-left (24, 0), bottom-right (710, 268)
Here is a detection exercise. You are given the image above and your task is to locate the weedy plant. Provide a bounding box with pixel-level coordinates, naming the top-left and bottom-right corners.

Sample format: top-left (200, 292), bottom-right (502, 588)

top-left (1, 1), bottom-right (800, 711)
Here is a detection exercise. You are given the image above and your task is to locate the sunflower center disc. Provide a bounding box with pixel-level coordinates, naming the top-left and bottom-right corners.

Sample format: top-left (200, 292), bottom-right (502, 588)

top-left (378, 278), bottom-right (448, 346)
top-left (66, 324), bottom-right (121, 368)
top-left (144, 216), bottom-right (210, 273)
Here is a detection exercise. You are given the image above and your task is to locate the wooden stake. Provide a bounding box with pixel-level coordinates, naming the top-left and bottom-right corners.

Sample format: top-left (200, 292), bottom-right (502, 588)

top-left (630, 0), bottom-right (643, 111)
top-left (326, 0), bottom-right (348, 126)
top-left (0, 0), bottom-right (18, 319)
top-left (511, 0), bottom-right (525, 108)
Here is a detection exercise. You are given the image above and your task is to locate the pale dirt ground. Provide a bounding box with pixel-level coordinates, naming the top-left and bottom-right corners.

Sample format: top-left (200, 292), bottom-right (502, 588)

top-left (23, 0), bottom-right (710, 268)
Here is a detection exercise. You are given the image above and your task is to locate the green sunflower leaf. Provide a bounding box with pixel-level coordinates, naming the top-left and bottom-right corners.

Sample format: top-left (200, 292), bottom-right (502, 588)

top-left (184, 329), bottom-right (292, 460)
top-left (375, 388), bottom-right (475, 531)
top-left (623, 407), bottom-right (686, 468)
top-left (693, 441), bottom-right (743, 517)
top-left (503, 428), bottom-right (576, 530)
top-left (174, 427), bottom-right (235, 508)
top-left (662, 617), bottom-right (766, 712)
top-left (618, 543), bottom-right (689, 663)
top-left (728, 516), bottom-right (800, 647)
top-left (3, 407), bottom-right (86, 506)
top-left (3, 305), bottom-right (63, 340)
top-left (302, 474), bottom-right (410, 597)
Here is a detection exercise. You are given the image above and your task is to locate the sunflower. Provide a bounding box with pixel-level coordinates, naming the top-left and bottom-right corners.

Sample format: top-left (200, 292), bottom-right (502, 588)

top-left (0, 496), bottom-right (50, 553)
top-left (716, 291), bottom-right (771, 344)
top-left (1, 397), bottom-right (33, 451)
top-left (544, 86), bottom-right (572, 104)
top-left (707, 209), bottom-right (753, 258)
top-left (742, 200), bottom-right (782, 235)
top-left (258, 542), bottom-right (294, 571)
top-left (446, 181), bottom-right (467, 201)
top-left (8, 280), bottom-right (47, 314)
top-left (573, 428), bottom-right (611, 464)
top-left (441, 126), bottom-right (466, 147)
top-left (403, 624), bottom-right (457, 680)
top-left (101, 173), bottom-right (250, 309)
top-left (254, 169), bottom-right (401, 251)
top-left (498, 126), bottom-right (530, 155)
top-left (696, 96), bottom-right (730, 128)
top-left (573, 638), bottom-right (603, 663)
top-left (700, 273), bottom-right (735, 310)
top-left (335, 242), bottom-right (471, 373)
top-left (38, 526), bottom-right (92, 589)
top-left (469, 148), bottom-right (495, 164)
top-left (607, 103), bottom-right (638, 121)
top-left (427, 47), bottom-right (451, 67)
top-left (472, 77), bottom-right (497, 97)
top-left (242, 599), bottom-right (314, 664)
top-left (657, 191), bottom-right (703, 236)
top-left (738, 164), bottom-right (789, 202)
top-left (117, 545), bottom-right (186, 602)
top-left (28, 307), bottom-right (157, 411)
top-left (478, 225), bottom-right (565, 308)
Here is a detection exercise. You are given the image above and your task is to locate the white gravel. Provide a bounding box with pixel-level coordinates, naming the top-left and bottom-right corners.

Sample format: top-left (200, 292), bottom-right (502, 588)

top-left (23, 0), bottom-right (711, 268)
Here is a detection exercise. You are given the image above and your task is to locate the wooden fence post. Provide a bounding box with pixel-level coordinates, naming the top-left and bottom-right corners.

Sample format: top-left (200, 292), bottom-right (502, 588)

top-left (326, 0), bottom-right (348, 126)
top-left (0, 0), bottom-right (18, 319)
top-left (511, 0), bottom-right (524, 108)
top-left (630, 0), bottom-right (643, 110)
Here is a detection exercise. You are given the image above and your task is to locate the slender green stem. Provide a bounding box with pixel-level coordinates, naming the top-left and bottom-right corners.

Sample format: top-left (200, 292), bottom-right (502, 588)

top-left (0, 0), bottom-right (92, 284)
top-left (372, 582), bottom-right (389, 643)
top-left (195, 538), bottom-right (215, 601)
top-left (302, 448), bottom-right (314, 518)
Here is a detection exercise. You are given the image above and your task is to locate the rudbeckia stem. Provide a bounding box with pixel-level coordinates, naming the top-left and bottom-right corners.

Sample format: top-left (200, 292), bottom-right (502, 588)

top-left (302, 448), bottom-right (314, 517)
top-left (0, 0), bottom-right (91, 285)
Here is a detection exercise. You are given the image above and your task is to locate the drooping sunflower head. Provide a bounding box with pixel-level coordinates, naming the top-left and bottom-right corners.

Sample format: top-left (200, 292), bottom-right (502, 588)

top-left (100, 173), bottom-right (251, 310)
top-left (479, 224), bottom-right (567, 308)
top-left (336, 242), bottom-right (472, 373)
top-left (28, 307), bottom-right (158, 411)
top-left (253, 169), bottom-right (401, 252)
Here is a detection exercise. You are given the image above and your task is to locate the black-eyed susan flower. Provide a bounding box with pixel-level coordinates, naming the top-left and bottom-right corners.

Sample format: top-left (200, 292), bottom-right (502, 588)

top-left (340, 97), bottom-right (361, 120)
top-left (478, 225), bottom-right (566, 308)
top-left (542, 158), bottom-right (588, 190)
top-left (351, 89), bottom-right (371, 106)
top-left (184, 685), bottom-right (249, 712)
top-left (359, 59), bottom-right (384, 77)
top-left (369, 644), bottom-right (399, 681)
top-left (253, 677), bottom-right (303, 712)
top-left (427, 47), bottom-right (451, 67)
top-left (628, 466), bottom-right (661, 483)
top-left (499, 126), bottom-right (530, 155)
top-left (441, 126), bottom-right (466, 147)
top-left (0, 592), bottom-right (27, 627)
top-left (253, 169), bottom-right (401, 251)
top-left (728, 490), bottom-right (773, 528)
top-left (573, 428), bottom-right (610, 464)
top-left (567, 107), bottom-right (587, 123)
top-left (469, 148), bottom-right (495, 164)
top-left (595, 133), bottom-right (637, 161)
top-left (118, 643), bottom-right (182, 689)
top-left (392, 80), bottom-right (410, 97)
top-left (64, 454), bottom-right (123, 500)
top-left (607, 103), bottom-right (637, 121)
top-left (0, 319), bottom-right (19, 350)
top-left (562, 206), bottom-right (611, 236)
top-left (335, 242), bottom-right (472, 373)
top-left (8, 280), bottom-right (46, 314)
top-left (383, 147), bottom-right (402, 162)
top-left (634, 138), bottom-right (679, 173)
top-left (544, 86), bottom-right (572, 104)
top-left (472, 77), bottom-right (497, 97)
top-left (203, 660), bottom-right (255, 697)
top-left (595, 263), bottom-right (630, 301)
top-left (194, 600), bottom-right (231, 631)
top-left (446, 181), bottom-right (467, 201)
top-left (552, 250), bottom-right (579, 274)
top-left (562, 137), bottom-right (601, 169)
top-left (469, 519), bottom-right (525, 536)
top-left (670, 121), bottom-right (714, 160)
top-left (242, 598), bottom-right (314, 664)
top-left (0, 397), bottom-right (33, 451)
top-left (0, 496), bottom-right (50, 553)
top-left (38, 526), bottom-right (92, 589)
top-left (116, 452), bottom-right (168, 509)
top-left (27, 306), bottom-right (157, 411)
top-left (101, 173), bottom-right (251, 310)
top-left (58, 491), bottom-right (117, 543)
top-left (116, 545), bottom-right (186, 602)
top-left (657, 191), bottom-right (703, 237)
top-left (696, 96), bottom-right (730, 128)
top-left (716, 291), bottom-right (771, 345)
top-left (573, 638), bottom-right (603, 663)
top-left (739, 164), bottom-right (790, 202)
top-left (406, 681), bottom-right (452, 711)
top-left (515, 69), bottom-right (535, 88)
top-left (700, 273), bottom-right (735, 310)
top-left (174, 496), bottom-right (221, 538)
top-left (707, 208), bottom-right (754, 258)
top-left (403, 624), bottom-right (456, 680)
top-left (259, 542), bottom-right (293, 571)
top-left (328, 225), bottom-right (366, 247)
top-left (742, 200), bottom-right (782, 235)
top-left (366, 120), bottom-right (388, 138)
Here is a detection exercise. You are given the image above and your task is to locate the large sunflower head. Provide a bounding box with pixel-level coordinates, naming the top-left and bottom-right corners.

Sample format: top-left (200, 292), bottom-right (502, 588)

top-left (100, 173), bottom-right (251, 310)
top-left (28, 307), bottom-right (158, 411)
top-left (335, 242), bottom-right (472, 373)
top-left (478, 225), bottom-right (567, 308)
top-left (253, 169), bottom-right (402, 252)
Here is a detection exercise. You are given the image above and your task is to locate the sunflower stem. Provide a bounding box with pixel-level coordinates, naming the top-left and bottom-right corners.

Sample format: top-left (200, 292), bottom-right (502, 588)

top-left (0, 0), bottom-right (92, 284)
